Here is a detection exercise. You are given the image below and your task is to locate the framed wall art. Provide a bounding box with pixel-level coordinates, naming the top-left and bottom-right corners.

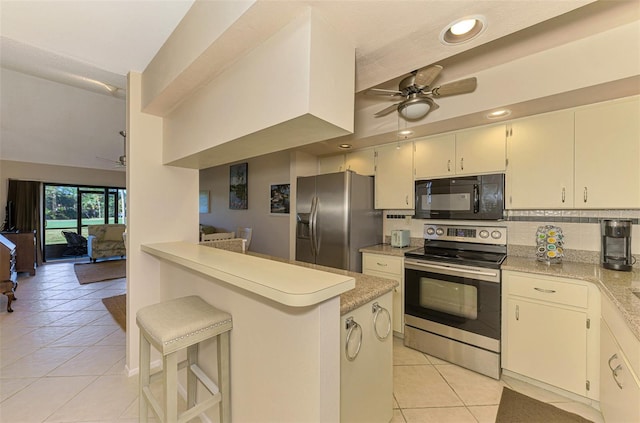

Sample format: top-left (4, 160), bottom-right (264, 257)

top-left (199, 190), bottom-right (210, 213)
top-left (270, 183), bottom-right (290, 215)
top-left (229, 162), bottom-right (248, 209)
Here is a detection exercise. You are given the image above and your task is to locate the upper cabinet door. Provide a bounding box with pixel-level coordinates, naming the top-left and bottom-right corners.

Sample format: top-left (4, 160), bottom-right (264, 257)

top-left (374, 142), bottom-right (414, 210)
top-left (414, 134), bottom-right (456, 179)
top-left (345, 149), bottom-right (375, 176)
top-left (318, 154), bottom-right (345, 174)
top-left (506, 110), bottom-right (575, 209)
top-left (455, 125), bottom-right (506, 176)
top-left (574, 97), bottom-right (640, 209)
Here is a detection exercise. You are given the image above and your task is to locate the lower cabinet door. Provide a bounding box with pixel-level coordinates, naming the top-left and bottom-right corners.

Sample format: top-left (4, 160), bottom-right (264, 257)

top-left (600, 319), bottom-right (640, 423)
top-left (504, 298), bottom-right (587, 395)
top-left (341, 292), bottom-right (394, 423)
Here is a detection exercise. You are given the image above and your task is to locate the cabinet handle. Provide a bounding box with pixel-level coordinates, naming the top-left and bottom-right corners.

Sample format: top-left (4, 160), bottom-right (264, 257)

top-left (608, 353), bottom-right (624, 389)
top-left (405, 195), bottom-right (409, 205)
top-left (534, 287), bottom-right (556, 294)
top-left (460, 157), bottom-right (464, 171)
top-left (561, 187), bottom-right (566, 203)
top-left (515, 304), bottom-right (519, 321)
top-left (447, 159), bottom-right (451, 172)
top-left (583, 187), bottom-right (588, 203)
top-left (376, 262), bottom-right (388, 267)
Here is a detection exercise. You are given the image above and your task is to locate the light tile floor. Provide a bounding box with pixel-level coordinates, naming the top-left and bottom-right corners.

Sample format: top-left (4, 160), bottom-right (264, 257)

top-left (1, 261), bottom-right (605, 422)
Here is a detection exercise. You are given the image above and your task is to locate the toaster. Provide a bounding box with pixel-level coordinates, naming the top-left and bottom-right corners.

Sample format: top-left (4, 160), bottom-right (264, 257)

top-left (391, 230), bottom-right (410, 248)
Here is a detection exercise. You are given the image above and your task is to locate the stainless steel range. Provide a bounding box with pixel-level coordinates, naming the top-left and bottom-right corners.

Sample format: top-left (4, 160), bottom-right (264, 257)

top-left (404, 224), bottom-right (507, 379)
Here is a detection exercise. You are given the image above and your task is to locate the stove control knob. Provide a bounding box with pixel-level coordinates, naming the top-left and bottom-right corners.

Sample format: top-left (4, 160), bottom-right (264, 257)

top-left (435, 228), bottom-right (444, 236)
top-left (479, 230), bottom-right (490, 239)
top-left (491, 230), bottom-right (502, 239)
top-left (426, 227), bottom-right (435, 235)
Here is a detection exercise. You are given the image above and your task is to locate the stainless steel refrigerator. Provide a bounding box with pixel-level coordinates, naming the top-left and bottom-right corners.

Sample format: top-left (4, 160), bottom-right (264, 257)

top-left (296, 171), bottom-right (382, 272)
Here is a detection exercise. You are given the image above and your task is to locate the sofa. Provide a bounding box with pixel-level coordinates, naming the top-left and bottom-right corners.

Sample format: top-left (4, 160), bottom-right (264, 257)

top-left (87, 224), bottom-right (126, 262)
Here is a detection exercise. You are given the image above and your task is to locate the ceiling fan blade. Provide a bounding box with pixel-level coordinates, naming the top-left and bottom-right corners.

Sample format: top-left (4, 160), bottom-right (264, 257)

top-left (366, 88), bottom-right (403, 97)
top-left (414, 65), bottom-right (443, 89)
top-left (431, 77), bottom-right (477, 97)
top-left (374, 102), bottom-right (402, 117)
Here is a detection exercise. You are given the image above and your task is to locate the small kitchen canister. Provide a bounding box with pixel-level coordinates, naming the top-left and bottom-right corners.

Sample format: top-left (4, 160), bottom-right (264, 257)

top-left (536, 225), bottom-right (564, 264)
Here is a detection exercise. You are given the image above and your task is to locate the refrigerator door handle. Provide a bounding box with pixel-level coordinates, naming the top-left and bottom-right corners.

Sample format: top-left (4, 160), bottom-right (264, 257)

top-left (314, 198), bottom-right (320, 255)
top-left (310, 197), bottom-right (318, 257)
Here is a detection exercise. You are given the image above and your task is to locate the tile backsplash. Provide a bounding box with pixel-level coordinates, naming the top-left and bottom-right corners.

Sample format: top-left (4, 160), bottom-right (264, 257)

top-left (383, 209), bottom-right (640, 266)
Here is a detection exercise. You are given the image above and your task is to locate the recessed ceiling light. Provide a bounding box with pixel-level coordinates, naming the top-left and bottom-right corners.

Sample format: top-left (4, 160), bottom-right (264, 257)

top-left (486, 109), bottom-right (511, 119)
top-left (398, 130), bottom-right (413, 136)
top-left (339, 144), bottom-right (352, 149)
top-left (440, 15), bottom-right (486, 45)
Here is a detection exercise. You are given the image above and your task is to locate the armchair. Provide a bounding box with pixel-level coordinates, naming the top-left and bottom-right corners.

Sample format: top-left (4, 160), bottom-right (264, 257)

top-left (87, 224), bottom-right (126, 262)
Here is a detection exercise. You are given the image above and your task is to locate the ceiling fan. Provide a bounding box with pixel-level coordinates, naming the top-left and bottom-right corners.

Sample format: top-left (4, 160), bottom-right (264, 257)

top-left (367, 65), bottom-right (477, 121)
top-left (97, 130), bottom-right (126, 167)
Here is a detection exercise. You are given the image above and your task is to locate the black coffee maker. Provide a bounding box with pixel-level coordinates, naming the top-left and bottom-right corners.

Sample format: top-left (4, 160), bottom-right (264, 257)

top-left (600, 219), bottom-right (633, 271)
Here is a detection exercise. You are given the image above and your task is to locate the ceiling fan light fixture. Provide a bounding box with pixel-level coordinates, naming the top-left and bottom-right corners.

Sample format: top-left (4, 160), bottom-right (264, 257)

top-left (440, 15), bottom-right (486, 45)
top-left (398, 97), bottom-right (434, 120)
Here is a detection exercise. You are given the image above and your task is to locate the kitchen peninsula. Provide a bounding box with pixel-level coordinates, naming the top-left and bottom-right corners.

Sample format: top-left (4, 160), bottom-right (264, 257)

top-left (141, 241), bottom-right (397, 422)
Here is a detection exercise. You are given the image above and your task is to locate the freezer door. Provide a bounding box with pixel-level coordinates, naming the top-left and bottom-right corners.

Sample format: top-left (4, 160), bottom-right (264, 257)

top-left (315, 172), bottom-right (350, 270)
top-left (295, 175), bottom-right (316, 264)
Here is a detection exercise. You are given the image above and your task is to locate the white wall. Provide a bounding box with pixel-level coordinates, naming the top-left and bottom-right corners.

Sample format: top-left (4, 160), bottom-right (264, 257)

top-left (125, 72), bottom-right (198, 372)
top-left (0, 68), bottom-right (126, 172)
top-left (199, 150), bottom-right (291, 258)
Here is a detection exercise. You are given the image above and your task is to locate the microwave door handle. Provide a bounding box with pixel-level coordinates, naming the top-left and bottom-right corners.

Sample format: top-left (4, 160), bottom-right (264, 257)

top-left (473, 184), bottom-right (480, 213)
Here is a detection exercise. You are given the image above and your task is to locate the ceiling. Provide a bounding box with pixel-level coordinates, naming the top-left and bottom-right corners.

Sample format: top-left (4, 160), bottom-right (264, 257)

top-left (1, 0), bottom-right (638, 169)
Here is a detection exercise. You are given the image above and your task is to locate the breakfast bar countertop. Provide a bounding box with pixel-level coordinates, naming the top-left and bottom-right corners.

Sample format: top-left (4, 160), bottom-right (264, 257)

top-left (247, 251), bottom-right (399, 315)
top-left (502, 256), bottom-right (640, 341)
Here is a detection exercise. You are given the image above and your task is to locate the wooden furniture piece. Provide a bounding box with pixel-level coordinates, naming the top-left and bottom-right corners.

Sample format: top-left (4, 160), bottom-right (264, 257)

top-left (0, 234), bottom-right (18, 312)
top-left (2, 231), bottom-right (36, 276)
top-left (137, 295), bottom-right (232, 423)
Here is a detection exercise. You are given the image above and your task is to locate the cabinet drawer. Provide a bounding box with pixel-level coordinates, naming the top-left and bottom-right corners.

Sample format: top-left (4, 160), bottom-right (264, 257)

top-left (362, 254), bottom-right (403, 276)
top-left (505, 272), bottom-right (588, 308)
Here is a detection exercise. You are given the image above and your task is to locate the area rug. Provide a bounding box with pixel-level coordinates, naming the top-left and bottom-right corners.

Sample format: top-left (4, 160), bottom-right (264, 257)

top-left (101, 294), bottom-right (126, 331)
top-left (74, 259), bottom-right (126, 285)
top-left (496, 387), bottom-right (593, 423)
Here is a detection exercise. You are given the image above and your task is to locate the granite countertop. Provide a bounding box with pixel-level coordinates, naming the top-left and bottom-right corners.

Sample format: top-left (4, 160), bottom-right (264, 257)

top-left (503, 256), bottom-right (640, 341)
top-left (247, 252), bottom-right (399, 315)
top-left (359, 243), bottom-right (420, 257)
top-left (355, 244), bottom-right (640, 342)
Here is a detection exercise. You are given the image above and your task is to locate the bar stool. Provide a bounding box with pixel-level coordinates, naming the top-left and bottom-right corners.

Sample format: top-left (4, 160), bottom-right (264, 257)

top-left (136, 296), bottom-right (232, 423)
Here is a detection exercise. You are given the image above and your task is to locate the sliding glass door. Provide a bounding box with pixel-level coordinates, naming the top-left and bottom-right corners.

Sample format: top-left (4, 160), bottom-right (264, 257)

top-left (44, 184), bottom-right (126, 260)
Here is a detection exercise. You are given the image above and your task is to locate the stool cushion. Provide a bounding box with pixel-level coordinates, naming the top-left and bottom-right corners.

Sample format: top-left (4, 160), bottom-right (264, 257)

top-left (136, 296), bottom-right (232, 355)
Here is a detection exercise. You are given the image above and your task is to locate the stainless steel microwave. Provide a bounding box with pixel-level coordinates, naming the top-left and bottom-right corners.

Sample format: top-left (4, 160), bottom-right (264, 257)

top-left (414, 174), bottom-right (505, 220)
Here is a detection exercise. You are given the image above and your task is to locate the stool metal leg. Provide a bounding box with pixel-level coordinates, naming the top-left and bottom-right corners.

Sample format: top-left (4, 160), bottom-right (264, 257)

top-left (139, 334), bottom-right (151, 422)
top-left (164, 352), bottom-right (178, 423)
top-left (218, 331), bottom-right (231, 423)
top-left (186, 344), bottom-right (198, 409)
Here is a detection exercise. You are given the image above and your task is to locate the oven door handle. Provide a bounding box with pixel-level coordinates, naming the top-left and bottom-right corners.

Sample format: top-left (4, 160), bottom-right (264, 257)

top-left (405, 261), bottom-right (499, 278)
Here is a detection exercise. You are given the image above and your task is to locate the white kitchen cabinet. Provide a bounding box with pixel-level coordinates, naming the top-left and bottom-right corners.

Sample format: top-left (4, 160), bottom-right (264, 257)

top-left (502, 271), bottom-right (600, 399)
top-left (318, 154), bottom-right (345, 174)
top-left (600, 319), bottom-right (640, 423)
top-left (341, 291), bottom-right (393, 423)
top-left (414, 125), bottom-right (505, 179)
top-left (362, 253), bottom-right (404, 335)
top-left (414, 134), bottom-right (456, 178)
top-left (506, 109), bottom-right (575, 209)
top-left (345, 148), bottom-right (375, 176)
top-left (374, 142), bottom-right (414, 209)
top-left (455, 124), bottom-right (506, 175)
top-left (574, 97), bottom-right (640, 209)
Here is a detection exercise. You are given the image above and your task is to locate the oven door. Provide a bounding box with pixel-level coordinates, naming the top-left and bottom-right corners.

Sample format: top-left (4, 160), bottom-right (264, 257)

top-left (404, 259), bottom-right (501, 341)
